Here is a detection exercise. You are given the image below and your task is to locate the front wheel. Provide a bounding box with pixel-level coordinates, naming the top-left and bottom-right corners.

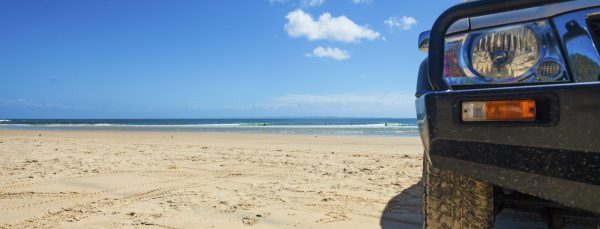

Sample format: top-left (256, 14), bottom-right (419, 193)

top-left (422, 153), bottom-right (495, 229)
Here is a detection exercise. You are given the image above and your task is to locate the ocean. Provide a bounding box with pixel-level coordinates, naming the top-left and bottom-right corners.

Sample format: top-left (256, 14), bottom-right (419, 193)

top-left (0, 118), bottom-right (418, 136)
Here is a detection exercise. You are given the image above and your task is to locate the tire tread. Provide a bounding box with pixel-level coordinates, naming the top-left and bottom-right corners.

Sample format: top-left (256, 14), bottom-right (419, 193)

top-left (423, 154), bottom-right (494, 229)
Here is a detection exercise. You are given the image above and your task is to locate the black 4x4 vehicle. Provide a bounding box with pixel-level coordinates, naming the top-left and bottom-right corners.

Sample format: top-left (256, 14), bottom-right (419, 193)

top-left (416, 0), bottom-right (600, 228)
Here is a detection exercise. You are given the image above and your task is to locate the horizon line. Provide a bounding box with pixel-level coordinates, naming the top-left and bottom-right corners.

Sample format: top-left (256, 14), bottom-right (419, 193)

top-left (0, 116), bottom-right (417, 120)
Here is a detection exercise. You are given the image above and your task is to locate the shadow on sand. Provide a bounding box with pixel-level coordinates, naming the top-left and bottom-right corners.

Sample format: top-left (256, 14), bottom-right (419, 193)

top-left (378, 179), bottom-right (589, 229)
top-left (380, 180), bottom-right (423, 229)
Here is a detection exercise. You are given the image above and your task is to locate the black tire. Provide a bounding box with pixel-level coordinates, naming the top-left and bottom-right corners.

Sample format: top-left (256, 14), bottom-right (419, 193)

top-left (423, 153), bottom-right (495, 229)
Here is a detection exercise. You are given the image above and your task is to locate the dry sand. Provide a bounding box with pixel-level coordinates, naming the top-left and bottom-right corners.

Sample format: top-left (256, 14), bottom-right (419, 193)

top-left (0, 130), bottom-right (565, 228)
top-left (0, 130), bottom-right (424, 228)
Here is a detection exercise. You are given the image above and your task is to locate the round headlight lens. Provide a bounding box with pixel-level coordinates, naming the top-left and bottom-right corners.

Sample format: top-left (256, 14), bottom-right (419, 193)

top-left (470, 26), bottom-right (540, 80)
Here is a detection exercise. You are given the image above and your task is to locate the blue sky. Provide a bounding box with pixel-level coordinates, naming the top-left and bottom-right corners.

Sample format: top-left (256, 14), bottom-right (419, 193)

top-left (0, 0), bottom-right (458, 118)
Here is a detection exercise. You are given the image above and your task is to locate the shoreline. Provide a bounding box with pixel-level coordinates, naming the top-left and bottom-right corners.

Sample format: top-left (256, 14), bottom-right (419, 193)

top-left (0, 127), bottom-right (420, 138)
top-left (0, 128), bottom-right (421, 138)
top-left (0, 118), bottom-right (419, 138)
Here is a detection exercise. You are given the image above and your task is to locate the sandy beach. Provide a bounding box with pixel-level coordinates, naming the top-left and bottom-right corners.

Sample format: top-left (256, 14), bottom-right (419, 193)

top-left (0, 130), bottom-right (424, 228)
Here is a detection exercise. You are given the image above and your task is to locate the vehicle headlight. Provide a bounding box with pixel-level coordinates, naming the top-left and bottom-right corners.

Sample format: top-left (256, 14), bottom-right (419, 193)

top-left (443, 20), bottom-right (568, 85)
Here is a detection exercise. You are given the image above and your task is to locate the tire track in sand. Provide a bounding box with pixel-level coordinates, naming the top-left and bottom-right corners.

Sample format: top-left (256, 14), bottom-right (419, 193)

top-left (5, 173), bottom-right (259, 228)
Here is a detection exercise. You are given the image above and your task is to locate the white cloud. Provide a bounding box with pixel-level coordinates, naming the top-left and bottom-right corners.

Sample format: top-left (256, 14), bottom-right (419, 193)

top-left (269, 0), bottom-right (290, 4)
top-left (256, 92), bottom-right (415, 117)
top-left (307, 46), bottom-right (350, 60)
top-left (301, 0), bottom-right (324, 7)
top-left (351, 0), bottom-right (372, 5)
top-left (269, 0), bottom-right (323, 7)
top-left (285, 9), bottom-right (380, 42)
top-left (384, 16), bottom-right (417, 31)
top-left (269, 93), bottom-right (408, 107)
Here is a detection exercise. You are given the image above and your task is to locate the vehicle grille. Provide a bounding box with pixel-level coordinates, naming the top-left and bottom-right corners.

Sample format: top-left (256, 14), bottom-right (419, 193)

top-left (588, 14), bottom-right (600, 54)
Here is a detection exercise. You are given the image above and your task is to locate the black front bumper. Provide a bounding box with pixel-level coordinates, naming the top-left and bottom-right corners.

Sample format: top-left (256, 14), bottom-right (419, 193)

top-left (417, 82), bottom-right (600, 213)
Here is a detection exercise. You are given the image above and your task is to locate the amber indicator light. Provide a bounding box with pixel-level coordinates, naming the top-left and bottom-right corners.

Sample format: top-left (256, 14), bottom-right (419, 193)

top-left (462, 100), bottom-right (536, 122)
